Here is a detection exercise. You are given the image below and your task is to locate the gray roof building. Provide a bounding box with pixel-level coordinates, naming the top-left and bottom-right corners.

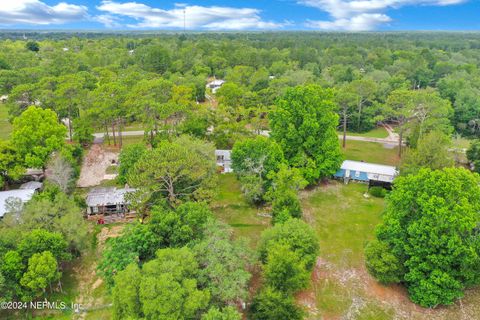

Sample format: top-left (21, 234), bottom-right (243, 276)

top-left (86, 187), bottom-right (136, 215)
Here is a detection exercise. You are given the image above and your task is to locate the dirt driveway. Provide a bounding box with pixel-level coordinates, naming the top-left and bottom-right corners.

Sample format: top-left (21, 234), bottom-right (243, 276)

top-left (77, 144), bottom-right (119, 188)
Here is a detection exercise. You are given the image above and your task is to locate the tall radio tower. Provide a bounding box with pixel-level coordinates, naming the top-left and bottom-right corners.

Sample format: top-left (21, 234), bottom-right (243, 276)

top-left (183, 8), bottom-right (186, 33)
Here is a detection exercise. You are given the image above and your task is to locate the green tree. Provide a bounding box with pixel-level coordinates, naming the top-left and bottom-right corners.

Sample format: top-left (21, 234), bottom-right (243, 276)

top-left (128, 136), bottom-right (217, 207)
top-left (136, 45), bottom-right (171, 74)
top-left (20, 193), bottom-right (89, 254)
top-left (265, 165), bottom-right (307, 224)
top-left (118, 143), bottom-right (147, 185)
top-left (401, 131), bottom-right (454, 175)
top-left (112, 263), bottom-right (142, 320)
top-left (263, 243), bottom-right (309, 294)
top-left (20, 251), bottom-right (60, 297)
top-left (231, 136), bottom-right (285, 203)
top-left (112, 247), bottom-right (209, 320)
top-left (364, 240), bottom-right (403, 284)
top-left (466, 139), bottom-right (480, 173)
top-left (12, 106), bottom-right (66, 170)
top-left (149, 202), bottom-right (213, 248)
top-left (98, 223), bottom-right (159, 288)
top-left (72, 117), bottom-right (94, 146)
top-left (193, 221), bottom-right (252, 305)
top-left (25, 41), bottom-right (40, 52)
top-left (270, 85), bottom-right (342, 184)
top-left (369, 168), bottom-right (480, 307)
top-left (258, 219), bottom-right (319, 270)
top-left (250, 287), bottom-right (304, 320)
top-left (0, 140), bottom-right (24, 189)
top-left (126, 78), bottom-right (173, 145)
top-left (17, 229), bottom-right (70, 262)
top-left (202, 306), bottom-right (242, 320)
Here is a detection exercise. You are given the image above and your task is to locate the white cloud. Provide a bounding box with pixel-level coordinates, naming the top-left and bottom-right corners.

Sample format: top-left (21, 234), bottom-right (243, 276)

top-left (0, 0), bottom-right (88, 25)
top-left (96, 1), bottom-right (284, 30)
top-left (300, 0), bottom-right (468, 30)
top-left (307, 13), bottom-right (391, 31)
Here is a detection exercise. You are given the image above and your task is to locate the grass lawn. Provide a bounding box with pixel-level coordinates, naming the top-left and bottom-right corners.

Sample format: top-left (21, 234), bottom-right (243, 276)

top-left (0, 103), bottom-right (12, 140)
top-left (338, 127), bottom-right (389, 139)
top-left (211, 174), bottom-right (270, 246)
top-left (341, 140), bottom-right (400, 166)
top-left (103, 135), bottom-right (146, 149)
top-left (303, 182), bottom-right (385, 268)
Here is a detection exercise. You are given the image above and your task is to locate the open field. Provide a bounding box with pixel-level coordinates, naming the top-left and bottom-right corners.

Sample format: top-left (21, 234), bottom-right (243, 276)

top-left (0, 103), bottom-right (12, 140)
top-left (212, 176), bottom-right (480, 320)
top-left (298, 181), bottom-right (480, 320)
top-left (212, 173), bottom-right (270, 245)
top-left (341, 140), bottom-right (400, 166)
top-left (338, 127), bottom-right (389, 139)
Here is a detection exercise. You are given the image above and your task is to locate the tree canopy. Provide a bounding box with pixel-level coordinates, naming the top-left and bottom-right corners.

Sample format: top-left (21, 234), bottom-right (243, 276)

top-left (270, 85), bottom-right (342, 184)
top-left (366, 168), bottom-right (480, 307)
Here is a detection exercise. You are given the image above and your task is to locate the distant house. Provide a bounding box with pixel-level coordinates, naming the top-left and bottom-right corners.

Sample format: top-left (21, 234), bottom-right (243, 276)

top-left (86, 187), bottom-right (136, 215)
top-left (215, 150), bottom-right (233, 173)
top-left (0, 181), bottom-right (43, 219)
top-left (206, 79), bottom-right (225, 94)
top-left (334, 160), bottom-right (398, 186)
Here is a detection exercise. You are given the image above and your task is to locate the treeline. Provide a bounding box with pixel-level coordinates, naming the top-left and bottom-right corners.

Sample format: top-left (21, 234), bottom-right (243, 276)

top-left (1, 32), bottom-right (480, 151)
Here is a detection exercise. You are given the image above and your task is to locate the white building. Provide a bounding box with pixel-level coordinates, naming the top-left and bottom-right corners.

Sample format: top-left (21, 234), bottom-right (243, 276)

top-left (0, 181), bottom-right (42, 218)
top-left (206, 79), bottom-right (225, 94)
top-left (215, 150), bottom-right (233, 173)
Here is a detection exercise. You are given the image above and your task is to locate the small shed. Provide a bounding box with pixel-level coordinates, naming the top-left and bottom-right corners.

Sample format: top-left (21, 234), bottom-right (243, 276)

top-left (0, 189), bottom-right (36, 219)
top-left (215, 150), bottom-right (233, 173)
top-left (86, 187), bottom-right (136, 215)
top-left (334, 160), bottom-right (398, 185)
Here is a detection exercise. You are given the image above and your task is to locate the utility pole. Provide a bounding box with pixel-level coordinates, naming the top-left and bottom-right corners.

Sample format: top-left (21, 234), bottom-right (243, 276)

top-left (183, 8), bottom-right (186, 34)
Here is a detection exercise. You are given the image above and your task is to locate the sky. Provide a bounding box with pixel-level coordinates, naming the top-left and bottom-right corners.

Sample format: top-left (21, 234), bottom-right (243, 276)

top-left (0, 0), bottom-right (478, 32)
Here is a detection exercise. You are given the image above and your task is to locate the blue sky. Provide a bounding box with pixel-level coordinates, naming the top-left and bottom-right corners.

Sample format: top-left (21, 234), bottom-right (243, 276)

top-left (0, 0), bottom-right (478, 31)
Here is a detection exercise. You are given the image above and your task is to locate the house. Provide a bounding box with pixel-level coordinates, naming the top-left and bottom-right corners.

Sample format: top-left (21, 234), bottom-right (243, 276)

top-left (86, 187), bottom-right (136, 215)
top-left (334, 160), bottom-right (398, 186)
top-left (215, 150), bottom-right (233, 173)
top-left (0, 189), bottom-right (36, 219)
top-left (206, 79), bottom-right (225, 94)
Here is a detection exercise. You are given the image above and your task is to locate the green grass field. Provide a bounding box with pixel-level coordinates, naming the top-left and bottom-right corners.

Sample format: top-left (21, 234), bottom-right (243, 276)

top-left (342, 140), bottom-right (400, 166)
top-left (303, 182), bottom-right (384, 268)
top-left (338, 127), bottom-right (389, 139)
top-left (212, 174), bottom-right (270, 245)
top-left (0, 103), bottom-right (12, 140)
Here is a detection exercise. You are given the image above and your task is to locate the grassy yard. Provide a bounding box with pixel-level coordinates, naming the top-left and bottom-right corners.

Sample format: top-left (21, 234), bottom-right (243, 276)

top-left (211, 174), bottom-right (270, 245)
top-left (0, 103), bottom-right (12, 140)
top-left (302, 182), bottom-right (384, 268)
top-left (342, 140), bottom-right (400, 166)
top-left (338, 127), bottom-right (389, 139)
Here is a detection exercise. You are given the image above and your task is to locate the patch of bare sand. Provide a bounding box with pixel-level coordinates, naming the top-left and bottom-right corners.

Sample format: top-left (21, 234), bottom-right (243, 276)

top-left (77, 144), bottom-right (119, 188)
top-left (301, 257), bottom-right (480, 320)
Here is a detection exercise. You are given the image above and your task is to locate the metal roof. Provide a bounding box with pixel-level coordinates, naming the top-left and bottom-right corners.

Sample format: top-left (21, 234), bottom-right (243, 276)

top-left (0, 189), bottom-right (35, 218)
top-left (340, 160), bottom-right (398, 177)
top-left (20, 181), bottom-right (43, 190)
top-left (86, 187), bottom-right (136, 207)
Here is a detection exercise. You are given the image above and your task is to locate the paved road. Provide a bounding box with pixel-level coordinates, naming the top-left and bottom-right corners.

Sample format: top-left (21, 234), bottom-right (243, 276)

top-left (94, 129), bottom-right (401, 145)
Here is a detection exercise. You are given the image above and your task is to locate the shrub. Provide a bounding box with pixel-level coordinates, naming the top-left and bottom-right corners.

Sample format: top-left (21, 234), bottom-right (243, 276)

top-left (369, 186), bottom-right (386, 198)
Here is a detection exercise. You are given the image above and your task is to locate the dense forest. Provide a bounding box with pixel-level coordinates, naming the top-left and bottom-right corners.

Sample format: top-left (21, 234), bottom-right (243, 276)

top-left (1, 32), bottom-right (480, 319)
